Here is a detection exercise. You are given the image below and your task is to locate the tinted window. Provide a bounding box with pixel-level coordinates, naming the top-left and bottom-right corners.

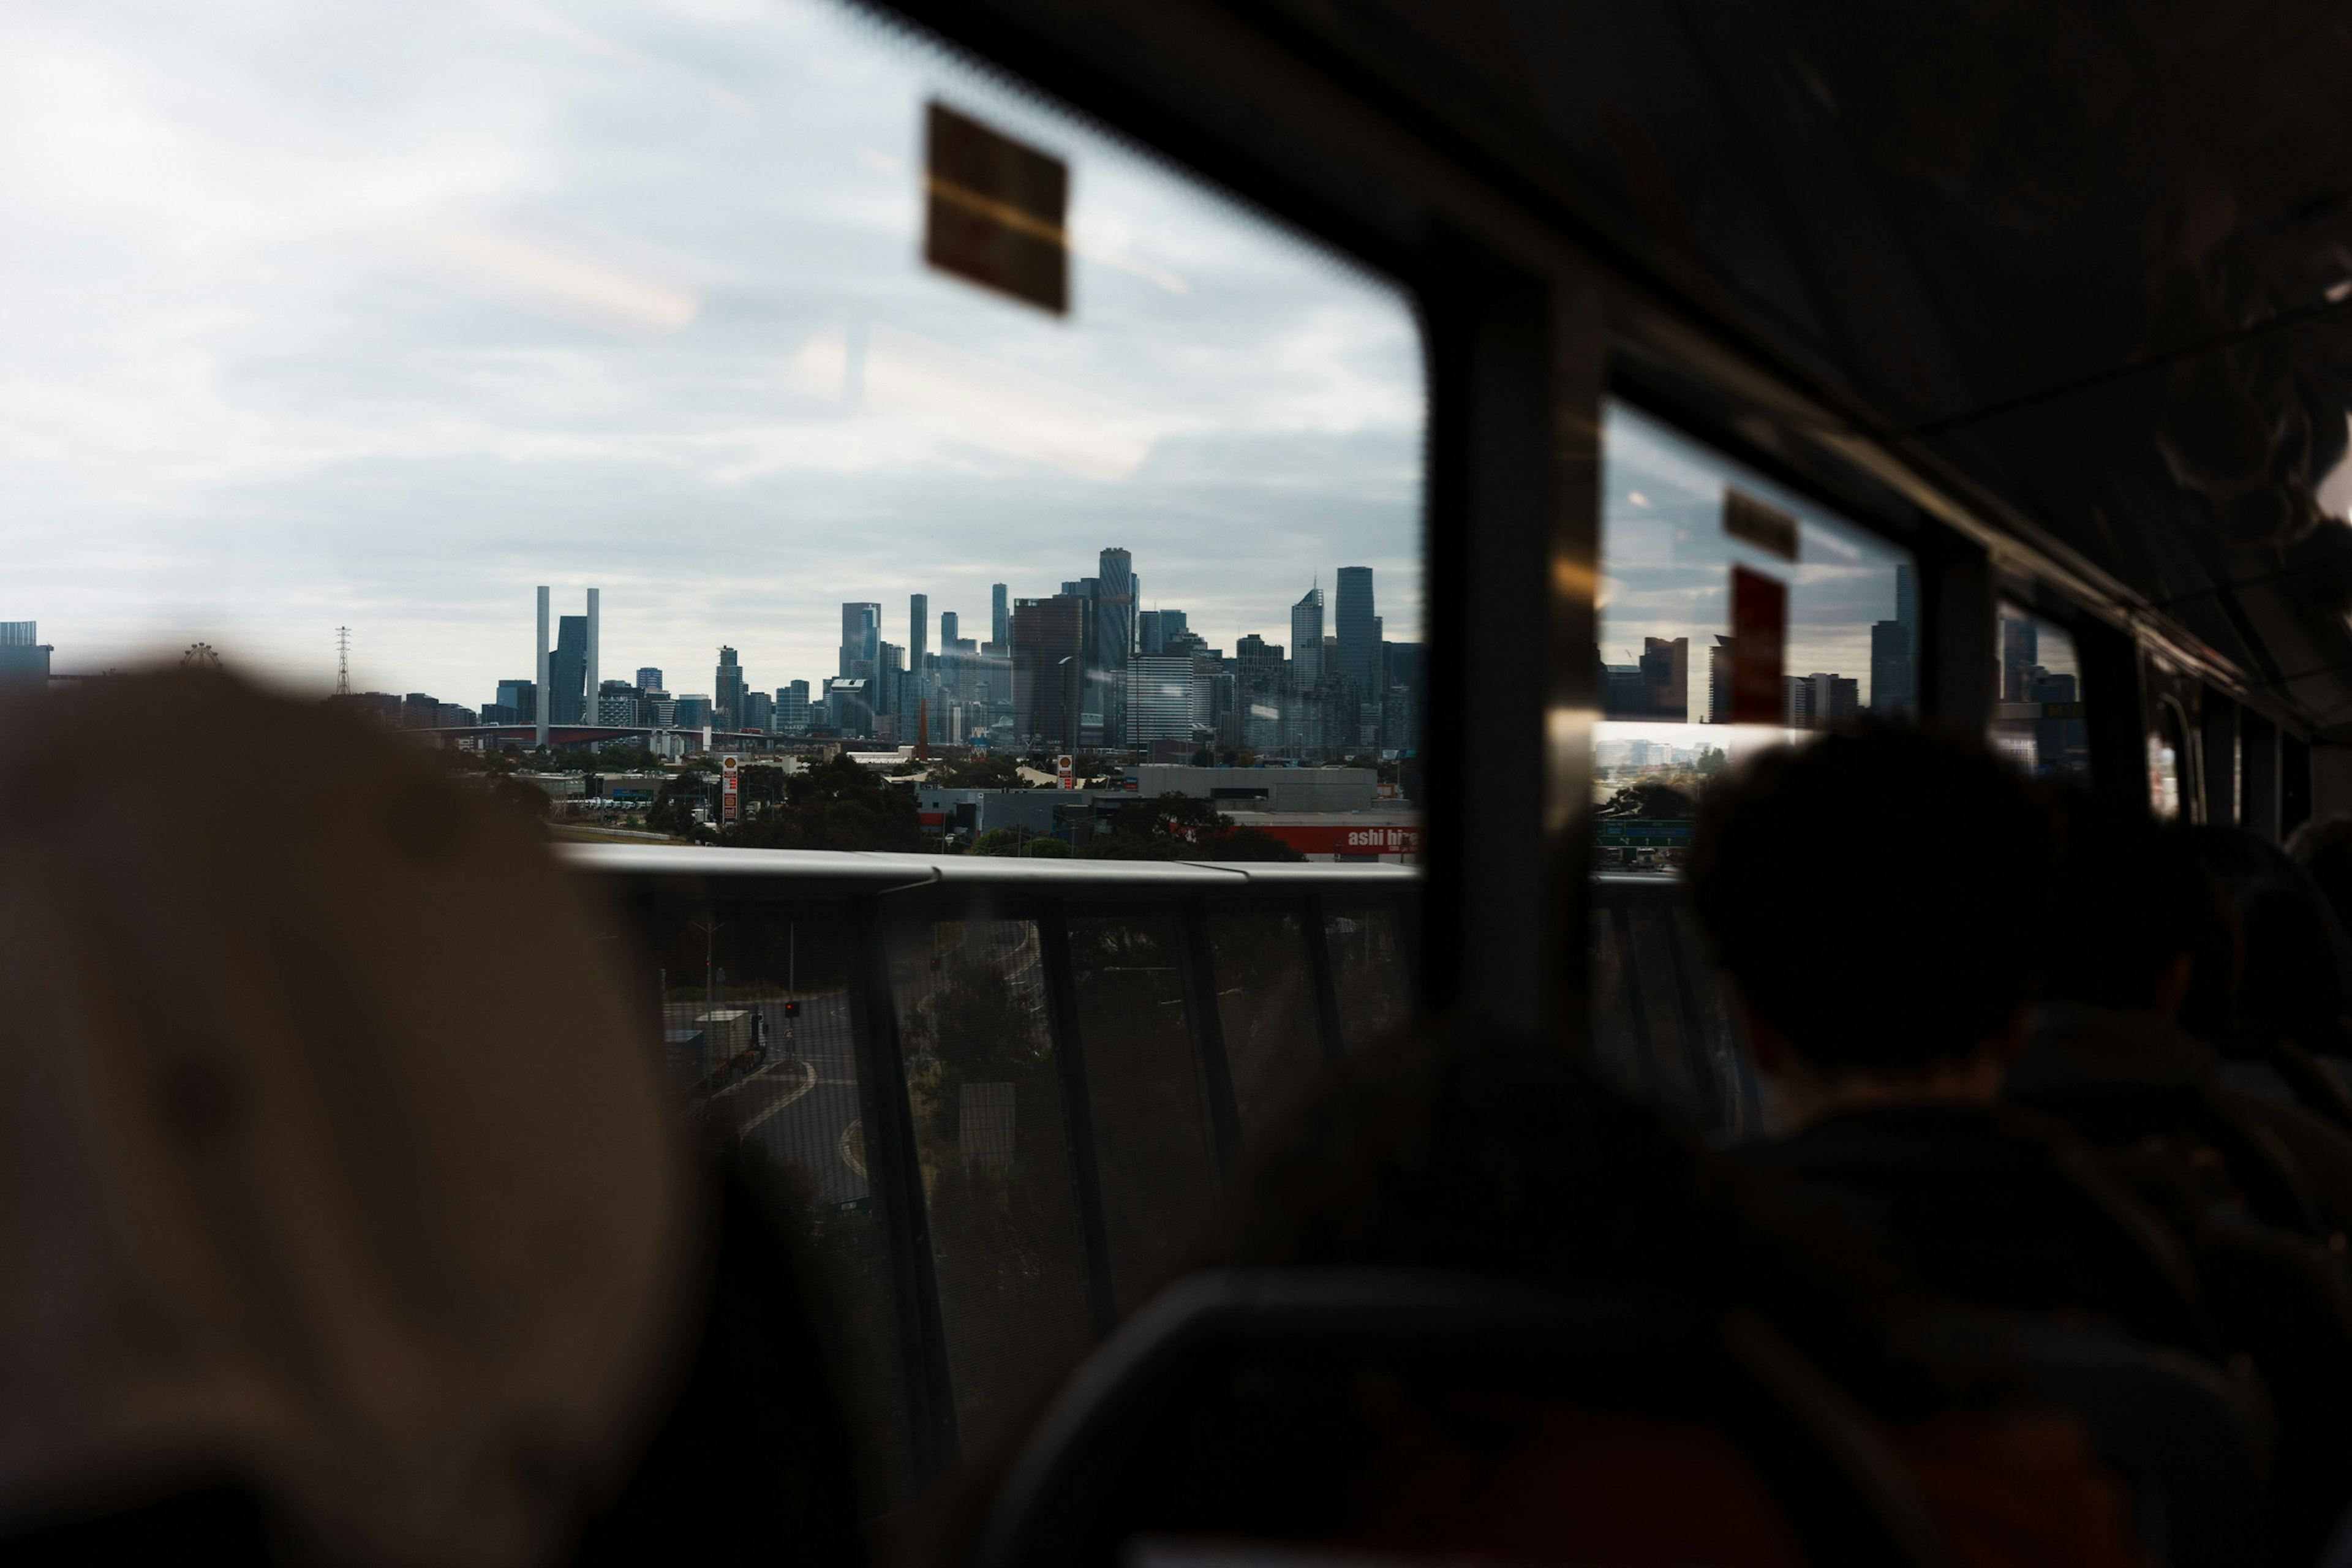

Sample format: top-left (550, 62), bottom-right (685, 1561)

top-left (889, 916), bottom-right (1092, 1455)
top-left (1066, 910), bottom-right (1221, 1315)
top-left (1208, 907), bottom-right (1328, 1133)
top-left (1594, 404), bottom-right (1915, 874)
top-left (650, 903), bottom-right (901, 1503)
top-left (6, 0), bottom-right (1424, 816)
top-left (1992, 604), bottom-right (2090, 786)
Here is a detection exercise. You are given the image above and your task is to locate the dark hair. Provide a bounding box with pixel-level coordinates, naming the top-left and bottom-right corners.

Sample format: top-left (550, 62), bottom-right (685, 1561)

top-left (2040, 793), bottom-right (2231, 1011)
top-left (1686, 726), bottom-right (2048, 1074)
top-left (2286, 815), bottom-right (2352, 939)
top-left (2181, 825), bottom-right (2352, 1052)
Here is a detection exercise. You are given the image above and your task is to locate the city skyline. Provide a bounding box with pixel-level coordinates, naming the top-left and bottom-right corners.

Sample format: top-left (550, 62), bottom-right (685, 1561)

top-left (341, 545), bottom-right (1418, 754)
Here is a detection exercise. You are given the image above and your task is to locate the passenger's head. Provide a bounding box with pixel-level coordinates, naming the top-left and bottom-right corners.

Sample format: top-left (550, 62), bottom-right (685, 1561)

top-left (2287, 815), bottom-right (2352, 937)
top-left (2040, 791), bottom-right (2229, 1016)
top-left (1687, 726), bottom-right (2049, 1086)
top-left (1218, 1024), bottom-right (1959, 1415)
top-left (2181, 824), bottom-right (2352, 1055)
top-left (0, 673), bottom-right (692, 1566)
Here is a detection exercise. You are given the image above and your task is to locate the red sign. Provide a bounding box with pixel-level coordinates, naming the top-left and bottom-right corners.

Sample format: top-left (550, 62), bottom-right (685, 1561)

top-left (1250, 821), bottom-right (1423, 858)
top-left (721, 769), bottom-right (739, 824)
top-left (1729, 567), bottom-right (1787, 725)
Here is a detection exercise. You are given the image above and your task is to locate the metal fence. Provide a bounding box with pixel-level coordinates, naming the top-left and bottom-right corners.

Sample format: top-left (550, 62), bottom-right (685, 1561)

top-left (569, 845), bottom-right (1418, 1499)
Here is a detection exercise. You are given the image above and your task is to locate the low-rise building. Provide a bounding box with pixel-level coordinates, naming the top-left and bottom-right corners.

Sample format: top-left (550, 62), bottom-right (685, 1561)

top-left (1129, 764), bottom-right (1377, 812)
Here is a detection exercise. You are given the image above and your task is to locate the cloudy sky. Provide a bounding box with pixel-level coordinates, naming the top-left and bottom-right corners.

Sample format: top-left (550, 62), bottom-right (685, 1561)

top-left (1, 0), bottom-right (1425, 704)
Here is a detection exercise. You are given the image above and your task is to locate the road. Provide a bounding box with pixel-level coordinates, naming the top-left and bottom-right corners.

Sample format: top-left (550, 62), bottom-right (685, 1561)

top-left (699, 989), bottom-right (870, 1208)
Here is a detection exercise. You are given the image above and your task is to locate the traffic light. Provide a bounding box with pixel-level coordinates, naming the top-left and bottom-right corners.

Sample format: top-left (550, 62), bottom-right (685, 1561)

top-left (783, 999), bottom-right (800, 1018)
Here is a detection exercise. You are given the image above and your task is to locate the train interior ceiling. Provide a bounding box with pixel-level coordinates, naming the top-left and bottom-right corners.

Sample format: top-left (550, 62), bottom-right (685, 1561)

top-left (31, 0), bottom-right (2352, 1564)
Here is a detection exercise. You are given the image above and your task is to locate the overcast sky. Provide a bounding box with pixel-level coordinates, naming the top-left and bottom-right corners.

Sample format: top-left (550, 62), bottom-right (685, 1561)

top-left (1, 0), bottom-right (1425, 704)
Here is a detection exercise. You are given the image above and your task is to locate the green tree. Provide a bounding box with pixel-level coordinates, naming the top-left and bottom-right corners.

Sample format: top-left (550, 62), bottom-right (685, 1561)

top-left (902, 936), bottom-right (1093, 1449)
top-left (1596, 780), bottom-right (1695, 819)
top-left (722, 752), bottom-right (922, 851)
top-left (1695, 746), bottom-right (1728, 777)
top-left (647, 774), bottom-right (712, 840)
top-left (973, 828), bottom-right (1068, 857)
top-left (926, 752), bottom-right (1029, 789)
top-left (1081, 793), bottom-right (1303, 862)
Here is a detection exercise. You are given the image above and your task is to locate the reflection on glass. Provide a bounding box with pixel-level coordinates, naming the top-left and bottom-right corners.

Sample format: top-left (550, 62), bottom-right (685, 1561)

top-left (2149, 707), bottom-right (2188, 821)
top-left (650, 905), bottom-right (900, 1504)
top-left (889, 918), bottom-right (1091, 1457)
top-left (1586, 892), bottom-right (1760, 1137)
top-left (1066, 912), bottom-right (1219, 1315)
top-left (1990, 605), bottom-right (2090, 786)
top-left (1325, 902), bottom-right (1409, 1050)
top-left (1594, 404), bottom-right (1915, 873)
top-left (1207, 908), bottom-right (1324, 1134)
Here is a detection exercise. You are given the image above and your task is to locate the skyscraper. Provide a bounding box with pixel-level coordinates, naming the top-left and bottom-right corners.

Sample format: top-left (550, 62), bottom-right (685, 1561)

top-left (635, 666), bottom-right (663, 692)
top-left (1096, 547), bottom-right (1135, 745)
top-left (777, 679), bottom-right (811, 734)
top-left (910, 594), bottom-right (929, 669)
top-left (584, 587), bottom-right (600, 726)
top-left (534, 586), bottom-right (551, 748)
top-left (991, 583), bottom-right (1010, 646)
top-left (550, 614), bottom-right (587, 725)
top-left (1870, 563), bottom-right (1919, 715)
top-left (0, 621), bottom-right (50, 691)
top-left (1291, 585), bottom-right (1324, 685)
top-left (941, 610), bottom-right (959, 646)
top-left (715, 646), bottom-right (744, 730)
top-left (1335, 566), bottom-right (1378, 696)
top-left (1011, 595), bottom-right (1085, 748)
top-left (840, 602), bottom-right (880, 682)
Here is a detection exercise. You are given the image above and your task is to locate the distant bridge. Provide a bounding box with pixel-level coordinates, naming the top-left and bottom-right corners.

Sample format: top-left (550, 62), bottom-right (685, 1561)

top-left (408, 723), bottom-right (804, 748)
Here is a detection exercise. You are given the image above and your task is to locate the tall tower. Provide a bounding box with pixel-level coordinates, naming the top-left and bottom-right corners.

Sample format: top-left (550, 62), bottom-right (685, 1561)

top-left (990, 582), bottom-right (1010, 646)
top-left (910, 593), bottom-right (929, 668)
top-left (1290, 584), bottom-right (1325, 685)
top-left (535, 586), bottom-right (551, 748)
top-left (1095, 547), bottom-right (1134, 745)
top-left (715, 646), bottom-right (745, 730)
top-left (584, 588), bottom-right (601, 729)
top-left (839, 602), bottom-right (881, 680)
top-left (335, 626), bottom-right (350, 696)
top-left (1335, 567), bottom-right (1377, 696)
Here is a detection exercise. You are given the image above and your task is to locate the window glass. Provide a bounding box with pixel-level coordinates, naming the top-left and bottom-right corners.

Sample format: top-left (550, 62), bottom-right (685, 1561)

top-left (1207, 908), bottom-right (1328, 1133)
top-left (1325, 901), bottom-right (1411, 1050)
top-left (650, 903), bottom-right (901, 1504)
top-left (1588, 889), bottom-right (1761, 1137)
top-left (2150, 704), bottom-right (2187, 821)
top-left (1066, 911), bottom-right (1220, 1316)
top-left (1595, 404), bottom-right (1916, 873)
top-left (6, 0), bottom-right (1423, 796)
top-left (890, 916), bottom-right (1092, 1457)
top-left (1992, 605), bottom-right (2090, 786)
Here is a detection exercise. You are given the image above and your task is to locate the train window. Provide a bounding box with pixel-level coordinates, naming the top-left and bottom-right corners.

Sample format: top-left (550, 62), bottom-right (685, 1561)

top-left (2150, 700), bottom-right (2190, 821)
top-left (1207, 908), bottom-right (1327, 1131)
top-left (6, 0), bottom-right (1424, 783)
top-left (1596, 403), bottom-right (1917, 873)
top-left (1065, 911), bottom-right (1221, 1316)
top-left (889, 917), bottom-right (1093, 1457)
top-left (1991, 605), bottom-right (2091, 786)
top-left (650, 904), bottom-right (904, 1502)
top-left (1324, 901), bottom-right (1411, 1049)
